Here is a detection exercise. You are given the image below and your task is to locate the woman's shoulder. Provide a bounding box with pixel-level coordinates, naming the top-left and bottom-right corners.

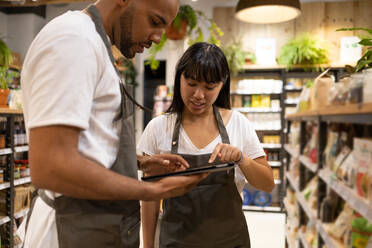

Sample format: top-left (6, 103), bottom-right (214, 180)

top-left (228, 109), bottom-right (249, 123)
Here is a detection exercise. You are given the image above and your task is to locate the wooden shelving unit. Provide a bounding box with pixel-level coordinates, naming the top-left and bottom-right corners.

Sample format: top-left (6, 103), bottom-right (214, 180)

top-left (284, 103), bottom-right (372, 248)
top-left (0, 109), bottom-right (31, 247)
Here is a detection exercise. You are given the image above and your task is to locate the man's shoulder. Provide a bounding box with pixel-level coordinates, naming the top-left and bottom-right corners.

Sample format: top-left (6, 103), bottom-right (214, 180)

top-left (42, 11), bottom-right (96, 41)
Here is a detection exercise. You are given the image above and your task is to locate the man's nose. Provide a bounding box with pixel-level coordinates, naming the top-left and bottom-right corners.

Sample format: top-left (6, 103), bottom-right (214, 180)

top-left (151, 30), bottom-right (163, 44)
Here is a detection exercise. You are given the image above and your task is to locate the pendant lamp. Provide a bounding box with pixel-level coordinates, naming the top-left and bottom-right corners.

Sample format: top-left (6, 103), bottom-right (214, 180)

top-left (235, 0), bottom-right (301, 24)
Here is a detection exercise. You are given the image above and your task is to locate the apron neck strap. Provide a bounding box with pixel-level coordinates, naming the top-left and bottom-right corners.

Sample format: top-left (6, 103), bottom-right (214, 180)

top-left (86, 5), bottom-right (117, 68)
top-left (171, 105), bottom-right (230, 154)
top-left (86, 4), bottom-right (127, 121)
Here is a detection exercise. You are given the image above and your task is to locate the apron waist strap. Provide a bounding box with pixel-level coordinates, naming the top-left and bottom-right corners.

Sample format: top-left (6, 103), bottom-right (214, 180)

top-left (38, 189), bottom-right (55, 209)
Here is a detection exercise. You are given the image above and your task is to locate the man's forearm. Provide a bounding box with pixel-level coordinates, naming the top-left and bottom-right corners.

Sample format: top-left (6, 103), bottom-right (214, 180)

top-left (31, 147), bottom-right (153, 200)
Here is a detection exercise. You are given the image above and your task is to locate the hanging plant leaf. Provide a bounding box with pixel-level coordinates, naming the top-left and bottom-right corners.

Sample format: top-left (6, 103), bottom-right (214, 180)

top-left (359, 39), bottom-right (372, 46)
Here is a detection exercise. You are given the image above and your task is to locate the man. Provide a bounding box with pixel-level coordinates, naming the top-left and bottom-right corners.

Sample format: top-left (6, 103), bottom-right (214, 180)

top-left (19, 0), bottom-right (206, 247)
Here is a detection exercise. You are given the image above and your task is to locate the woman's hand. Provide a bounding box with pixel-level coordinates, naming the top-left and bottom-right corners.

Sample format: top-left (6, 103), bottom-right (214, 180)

top-left (209, 143), bottom-right (241, 164)
top-left (139, 154), bottom-right (189, 176)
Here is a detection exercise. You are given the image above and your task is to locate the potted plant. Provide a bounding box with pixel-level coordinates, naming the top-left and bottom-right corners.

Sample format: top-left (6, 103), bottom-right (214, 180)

top-left (165, 5), bottom-right (196, 40)
top-left (222, 40), bottom-right (255, 76)
top-left (0, 37), bottom-right (12, 107)
top-left (336, 27), bottom-right (372, 73)
top-left (146, 4), bottom-right (223, 70)
top-left (278, 34), bottom-right (329, 70)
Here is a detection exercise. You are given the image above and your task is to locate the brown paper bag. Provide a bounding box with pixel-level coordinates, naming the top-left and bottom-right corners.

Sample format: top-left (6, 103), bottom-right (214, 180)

top-left (310, 68), bottom-right (334, 110)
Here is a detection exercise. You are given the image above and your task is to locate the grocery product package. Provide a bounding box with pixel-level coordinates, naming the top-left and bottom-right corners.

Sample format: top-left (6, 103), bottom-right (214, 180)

top-left (310, 68), bottom-right (334, 110)
top-left (329, 204), bottom-right (354, 240)
top-left (353, 138), bottom-right (372, 202)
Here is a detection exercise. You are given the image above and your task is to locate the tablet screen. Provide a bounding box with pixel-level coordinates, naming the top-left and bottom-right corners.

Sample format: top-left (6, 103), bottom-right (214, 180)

top-left (141, 162), bottom-right (235, 182)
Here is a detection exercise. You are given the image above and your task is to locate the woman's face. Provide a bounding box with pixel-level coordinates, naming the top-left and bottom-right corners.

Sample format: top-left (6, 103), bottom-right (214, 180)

top-left (180, 74), bottom-right (223, 116)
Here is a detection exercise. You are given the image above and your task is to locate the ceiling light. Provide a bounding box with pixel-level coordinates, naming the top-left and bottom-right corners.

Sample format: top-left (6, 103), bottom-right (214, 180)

top-left (235, 0), bottom-right (301, 24)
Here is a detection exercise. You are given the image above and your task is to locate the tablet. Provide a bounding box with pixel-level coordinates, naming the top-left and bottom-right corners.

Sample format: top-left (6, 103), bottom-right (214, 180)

top-left (141, 162), bottom-right (235, 182)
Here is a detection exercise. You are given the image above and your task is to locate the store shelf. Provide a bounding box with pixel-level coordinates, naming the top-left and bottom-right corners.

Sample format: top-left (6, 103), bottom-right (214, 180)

top-left (0, 148), bottom-right (12, 155)
top-left (14, 145), bottom-right (29, 153)
top-left (299, 155), bottom-right (317, 173)
top-left (299, 231), bottom-right (312, 248)
top-left (285, 99), bottom-right (300, 105)
top-left (14, 177), bottom-right (31, 186)
top-left (297, 192), bottom-right (317, 222)
top-left (0, 216), bottom-right (10, 226)
top-left (14, 208), bottom-right (29, 219)
top-left (242, 205), bottom-right (281, 212)
top-left (286, 103), bottom-right (372, 124)
top-left (287, 174), bottom-right (316, 222)
top-left (231, 90), bottom-right (282, 95)
top-left (0, 182), bottom-right (10, 190)
top-left (317, 221), bottom-right (344, 248)
top-left (0, 108), bottom-right (23, 114)
top-left (283, 198), bottom-right (299, 228)
top-left (233, 107), bottom-right (282, 113)
top-left (256, 128), bottom-right (282, 132)
top-left (286, 174), bottom-right (299, 192)
top-left (268, 161), bottom-right (281, 167)
top-left (262, 143), bottom-right (281, 149)
top-left (284, 144), bottom-right (299, 158)
top-left (285, 86), bottom-right (303, 91)
top-left (319, 168), bottom-right (372, 223)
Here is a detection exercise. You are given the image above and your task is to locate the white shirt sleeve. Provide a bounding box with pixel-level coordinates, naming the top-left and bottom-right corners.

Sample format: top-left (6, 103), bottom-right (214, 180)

top-left (235, 111), bottom-right (266, 160)
top-left (137, 116), bottom-right (161, 156)
top-left (22, 32), bottom-right (100, 130)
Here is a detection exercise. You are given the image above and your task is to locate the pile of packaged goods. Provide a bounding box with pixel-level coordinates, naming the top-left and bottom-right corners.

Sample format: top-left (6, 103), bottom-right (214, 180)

top-left (324, 128), bottom-right (372, 203)
top-left (301, 176), bottom-right (318, 214)
top-left (236, 79), bottom-right (282, 94)
top-left (326, 203), bottom-right (372, 247)
top-left (296, 68), bottom-right (372, 113)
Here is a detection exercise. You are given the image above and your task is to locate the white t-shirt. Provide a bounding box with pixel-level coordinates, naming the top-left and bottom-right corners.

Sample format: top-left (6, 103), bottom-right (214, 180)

top-left (19, 10), bottom-right (121, 248)
top-left (137, 110), bottom-right (266, 193)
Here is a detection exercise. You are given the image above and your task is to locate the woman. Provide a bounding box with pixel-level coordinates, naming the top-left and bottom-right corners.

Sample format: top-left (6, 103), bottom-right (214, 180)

top-left (138, 42), bottom-right (275, 248)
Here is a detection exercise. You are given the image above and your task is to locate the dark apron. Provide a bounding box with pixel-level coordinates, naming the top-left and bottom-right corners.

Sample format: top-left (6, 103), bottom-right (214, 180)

top-left (159, 106), bottom-right (250, 248)
top-left (25, 5), bottom-right (140, 248)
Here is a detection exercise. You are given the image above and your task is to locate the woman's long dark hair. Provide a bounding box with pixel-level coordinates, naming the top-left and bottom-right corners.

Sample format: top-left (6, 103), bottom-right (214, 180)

top-left (167, 42), bottom-right (231, 114)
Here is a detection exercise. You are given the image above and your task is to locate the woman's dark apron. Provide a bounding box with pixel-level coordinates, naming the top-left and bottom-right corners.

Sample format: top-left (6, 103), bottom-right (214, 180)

top-left (25, 5), bottom-right (140, 248)
top-left (159, 106), bottom-right (250, 248)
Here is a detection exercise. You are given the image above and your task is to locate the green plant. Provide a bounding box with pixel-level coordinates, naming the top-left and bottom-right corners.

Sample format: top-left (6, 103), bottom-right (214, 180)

top-left (336, 27), bottom-right (372, 72)
top-left (118, 57), bottom-right (138, 87)
top-left (145, 5), bottom-right (223, 71)
top-left (278, 34), bottom-right (329, 70)
top-left (0, 37), bottom-right (12, 89)
top-left (222, 40), bottom-right (255, 76)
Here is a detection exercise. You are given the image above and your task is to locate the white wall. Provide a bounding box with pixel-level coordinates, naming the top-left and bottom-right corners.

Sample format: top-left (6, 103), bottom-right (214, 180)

top-left (46, 2), bottom-right (89, 23)
top-left (0, 12), bottom-right (7, 38)
top-left (7, 13), bottom-right (44, 61)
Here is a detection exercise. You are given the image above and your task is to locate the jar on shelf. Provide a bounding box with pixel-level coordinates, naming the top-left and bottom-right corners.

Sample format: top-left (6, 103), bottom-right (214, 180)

top-left (20, 166), bottom-right (27, 178)
top-left (14, 165), bottom-right (20, 179)
top-left (0, 169), bottom-right (3, 183)
top-left (349, 73), bottom-right (364, 103)
top-left (363, 68), bottom-right (372, 103)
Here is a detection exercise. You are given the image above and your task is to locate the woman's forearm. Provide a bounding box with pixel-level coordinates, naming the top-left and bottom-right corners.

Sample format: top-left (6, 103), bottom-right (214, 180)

top-left (239, 156), bottom-right (275, 193)
top-left (141, 200), bottom-right (161, 248)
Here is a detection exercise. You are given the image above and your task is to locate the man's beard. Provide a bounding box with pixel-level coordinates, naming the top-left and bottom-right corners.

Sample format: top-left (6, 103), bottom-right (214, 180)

top-left (119, 9), bottom-right (135, 58)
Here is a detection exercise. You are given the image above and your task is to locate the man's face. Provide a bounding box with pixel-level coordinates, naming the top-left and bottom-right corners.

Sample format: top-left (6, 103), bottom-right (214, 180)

top-left (115, 0), bottom-right (179, 58)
